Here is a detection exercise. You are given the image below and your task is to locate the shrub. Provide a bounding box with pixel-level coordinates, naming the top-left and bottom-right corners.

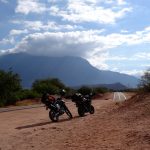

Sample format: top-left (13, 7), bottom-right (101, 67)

top-left (94, 87), bottom-right (109, 94)
top-left (32, 78), bottom-right (65, 95)
top-left (77, 86), bottom-right (93, 95)
top-left (139, 69), bottom-right (150, 92)
top-left (18, 89), bottom-right (40, 100)
top-left (0, 69), bottom-right (22, 106)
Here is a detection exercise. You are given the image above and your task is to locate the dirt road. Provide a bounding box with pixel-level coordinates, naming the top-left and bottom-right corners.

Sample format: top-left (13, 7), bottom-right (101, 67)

top-left (0, 93), bottom-right (149, 150)
top-left (113, 92), bottom-right (127, 102)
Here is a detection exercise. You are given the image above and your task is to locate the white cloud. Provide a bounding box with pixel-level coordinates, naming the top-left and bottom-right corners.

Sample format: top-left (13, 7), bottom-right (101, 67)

top-left (50, 0), bottom-right (132, 24)
top-left (98, 26), bottom-right (150, 48)
top-left (87, 52), bottom-right (109, 70)
top-left (117, 0), bottom-right (127, 5)
top-left (134, 52), bottom-right (150, 60)
top-left (140, 64), bottom-right (150, 67)
top-left (9, 29), bottom-right (28, 36)
top-left (10, 31), bottom-right (104, 58)
top-left (102, 52), bottom-right (150, 62)
top-left (12, 20), bottom-right (84, 31)
top-left (120, 70), bottom-right (145, 77)
top-left (15, 0), bottom-right (47, 15)
top-left (24, 21), bottom-right (43, 31)
top-left (48, 0), bottom-right (63, 3)
top-left (0, 37), bottom-right (15, 45)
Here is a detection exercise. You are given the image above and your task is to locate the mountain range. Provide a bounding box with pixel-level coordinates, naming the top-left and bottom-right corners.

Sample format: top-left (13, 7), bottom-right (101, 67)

top-left (0, 53), bottom-right (138, 89)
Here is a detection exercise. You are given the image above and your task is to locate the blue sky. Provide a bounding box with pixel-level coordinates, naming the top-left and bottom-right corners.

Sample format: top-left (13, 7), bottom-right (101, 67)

top-left (0, 0), bottom-right (150, 77)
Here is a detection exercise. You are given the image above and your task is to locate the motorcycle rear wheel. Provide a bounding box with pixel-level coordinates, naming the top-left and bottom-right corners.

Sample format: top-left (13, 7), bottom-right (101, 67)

top-left (78, 107), bottom-right (85, 117)
top-left (89, 105), bottom-right (95, 114)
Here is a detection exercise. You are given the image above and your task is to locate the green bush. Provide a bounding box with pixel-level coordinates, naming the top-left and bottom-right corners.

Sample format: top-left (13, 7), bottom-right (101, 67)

top-left (0, 99), bottom-right (6, 107)
top-left (77, 86), bottom-right (93, 95)
top-left (18, 89), bottom-right (40, 100)
top-left (94, 87), bottom-right (109, 94)
top-left (0, 69), bottom-right (22, 106)
top-left (77, 86), bottom-right (109, 96)
top-left (32, 78), bottom-right (65, 95)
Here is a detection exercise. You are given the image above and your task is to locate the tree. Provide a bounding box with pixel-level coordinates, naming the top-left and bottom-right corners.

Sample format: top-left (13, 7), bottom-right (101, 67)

top-left (0, 69), bottom-right (22, 106)
top-left (77, 86), bottom-right (93, 95)
top-left (94, 87), bottom-right (109, 94)
top-left (139, 69), bottom-right (150, 92)
top-left (32, 78), bottom-right (65, 95)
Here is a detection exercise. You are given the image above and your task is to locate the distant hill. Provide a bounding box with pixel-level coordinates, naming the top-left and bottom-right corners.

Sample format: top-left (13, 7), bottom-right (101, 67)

top-left (85, 83), bottom-right (128, 91)
top-left (72, 82), bottom-right (128, 91)
top-left (100, 83), bottom-right (128, 91)
top-left (0, 53), bottom-right (138, 88)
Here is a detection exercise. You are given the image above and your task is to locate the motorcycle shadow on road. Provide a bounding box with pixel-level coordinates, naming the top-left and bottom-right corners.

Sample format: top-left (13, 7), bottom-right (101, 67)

top-left (15, 121), bottom-right (51, 130)
top-left (15, 116), bottom-right (80, 130)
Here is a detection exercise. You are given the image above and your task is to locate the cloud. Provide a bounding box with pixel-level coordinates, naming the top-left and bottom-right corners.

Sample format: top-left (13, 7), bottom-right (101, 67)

top-left (87, 52), bottom-right (109, 70)
top-left (0, 37), bottom-right (15, 45)
top-left (3, 26), bottom-right (150, 70)
top-left (15, 0), bottom-right (47, 15)
top-left (117, 0), bottom-right (127, 5)
top-left (10, 30), bottom-right (104, 58)
top-left (120, 70), bottom-right (145, 77)
top-left (24, 21), bottom-right (43, 31)
top-left (98, 26), bottom-right (150, 48)
top-left (50, 0), bottom-right (132, 24)
top-left (24, 21), bottom-right (83, 31)
top-left (11, 20), bottom-right (84, 31)
top-left (11, 26), bottom-right (150, 53)
top-left (9, 29), bottom-right (28, 36)
top-left (105, 51), bottom-right (150, 61)
top-left (134, 52), bottom-right (150, 60)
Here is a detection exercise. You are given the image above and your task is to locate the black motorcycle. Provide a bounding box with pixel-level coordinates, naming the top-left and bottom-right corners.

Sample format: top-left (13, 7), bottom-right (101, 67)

top-left (71, 93), bottom-right (95, 117)
top-left (41, 94), bottom-right (72, 122)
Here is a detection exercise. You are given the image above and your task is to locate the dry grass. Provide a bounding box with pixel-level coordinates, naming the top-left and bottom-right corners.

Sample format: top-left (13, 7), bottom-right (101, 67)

top-left (15, 98), bottom-right (41, 106)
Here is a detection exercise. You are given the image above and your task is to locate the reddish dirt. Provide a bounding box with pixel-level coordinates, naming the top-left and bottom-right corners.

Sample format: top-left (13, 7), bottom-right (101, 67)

top-left (0, 92), bottom-right (149, 150)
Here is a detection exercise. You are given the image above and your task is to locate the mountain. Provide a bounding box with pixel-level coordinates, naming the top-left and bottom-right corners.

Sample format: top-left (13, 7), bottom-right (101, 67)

top-left (0, 53), bottom-right (138, 88)
top-left (72, 82), bottom-right (128, 91)
top-left (99, 83), bottom-right (128, 91)
top-left (86, 83), bottom-right (128, 91)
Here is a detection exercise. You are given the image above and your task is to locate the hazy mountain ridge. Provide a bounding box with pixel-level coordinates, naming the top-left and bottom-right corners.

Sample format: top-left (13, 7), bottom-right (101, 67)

top-left (0, 53), bottom-right (138, 88)
top-left (82, 82), bottom-right (128, 91)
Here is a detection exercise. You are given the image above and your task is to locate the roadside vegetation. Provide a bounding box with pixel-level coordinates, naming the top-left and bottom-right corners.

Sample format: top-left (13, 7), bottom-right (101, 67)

top-left (0, 69), bottom-right (22, 107)
top-left (138, 68), bottom-right (150, 92)
top-left (0, 69), bottom-right (109, 107)
top-left (1, 68), bottom-right (149, 107)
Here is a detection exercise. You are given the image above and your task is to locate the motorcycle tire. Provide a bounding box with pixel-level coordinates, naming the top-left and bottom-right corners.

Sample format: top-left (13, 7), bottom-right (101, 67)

top-left (65, 107), bottom-right (73, 119)
top-left (78, 107), bottom-right (85, 117)
top-left (89, 105), bottom-right (95, 114)
top-left (49, 110), bottom-right (59, 122)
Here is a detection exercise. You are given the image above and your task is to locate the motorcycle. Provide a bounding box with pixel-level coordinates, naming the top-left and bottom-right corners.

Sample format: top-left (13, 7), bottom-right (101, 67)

top-left (71, 93), bottom-right (95, 117)
top-left (41, 94), bottom-right (72, 122)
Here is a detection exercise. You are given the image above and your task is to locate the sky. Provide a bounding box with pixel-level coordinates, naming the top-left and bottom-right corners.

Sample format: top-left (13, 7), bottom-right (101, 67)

top-left (0, 0), bottom-right (150, 77)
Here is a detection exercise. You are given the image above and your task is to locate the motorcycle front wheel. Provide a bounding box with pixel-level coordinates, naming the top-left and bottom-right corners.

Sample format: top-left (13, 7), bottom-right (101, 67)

top-left (49, 110), bottom-right (59, 122)
top-left (65, 107), bottom-right (73, 119)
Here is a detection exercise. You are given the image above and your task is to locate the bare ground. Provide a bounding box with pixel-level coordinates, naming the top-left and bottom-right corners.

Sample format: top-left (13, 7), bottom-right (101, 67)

top-left (0, 93), bottom-right (150, 150)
